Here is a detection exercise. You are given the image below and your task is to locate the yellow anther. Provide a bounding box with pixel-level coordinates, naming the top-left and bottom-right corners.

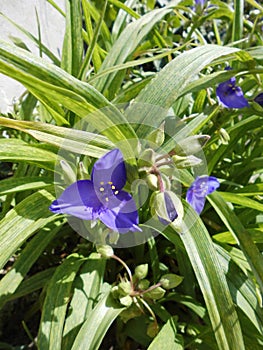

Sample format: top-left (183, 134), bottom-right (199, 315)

top-left (114, 190), bottom-right (119, 195)
top-left (99, 187), bottom-right (104, 192)
top-left (100, 181), bottom-right (104, 185)
top-left (108, 181), bottom-right (113, 185)
top-left (105, 197), bottom-right (109, 202)
top-left (111, 185), bottom-right (116, 190)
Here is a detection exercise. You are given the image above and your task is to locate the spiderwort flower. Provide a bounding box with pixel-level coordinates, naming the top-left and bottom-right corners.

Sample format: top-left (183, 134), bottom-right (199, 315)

top-left (194, 0), bottom-right (207, 14)
top-left (49, 149), bottom-right (141, 233)
top-left (186, 176), bottom-right (220, 215)
top-left (216, 75), bottom-right (249, 109)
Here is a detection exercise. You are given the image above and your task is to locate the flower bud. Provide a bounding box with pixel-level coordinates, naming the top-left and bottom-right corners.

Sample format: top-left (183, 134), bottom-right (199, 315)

top-left (118, 281), bottom-right (132, 296)
top-left (134, 264), bottom-right (148, 280)
top-left (146, 173), bottom-right (158, 191)
top-left (119, 295), bottom-right (133, 307)
top-left (160, 273), bottom-right (184, 289)
top-left (146, 122), bottom-right (165, 147)
top-left (96, 244), bottom-right (114, 258)
top-left (144, 286), bottom-right (166, 300)
top-left (254, 92), bottom-right (263, 107)
top-left (138, 149), bottom-right (155, 169)
top-left (137, 279), bottom-right (150, 290)
top-left (172, 155), bottom-right (202, 168)
top-left (151, 191), bottom-right (183, 226)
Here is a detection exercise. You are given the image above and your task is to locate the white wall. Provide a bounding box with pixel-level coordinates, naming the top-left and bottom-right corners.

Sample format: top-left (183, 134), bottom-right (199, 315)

top-left (0, 0), bottom-right (65, 113)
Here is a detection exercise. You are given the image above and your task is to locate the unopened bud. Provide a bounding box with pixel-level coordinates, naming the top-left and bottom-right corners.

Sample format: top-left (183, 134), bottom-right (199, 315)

top-left (146, 122), bottom-right (165, 147)
top-left (96, 245), bottom-right (114, 258)
top-left (160, 273), bottom-right (184, 289)
top-left (119, 295), bottom-right (133, 307)
top-left (144, 286), bottom-right (166, 300)
top-left (137, 279), bottom-right (150, 290)
top-left (172, 155), bottom-right (202, 168)
top-left (118, 281), bottom-right (132, 296)
top-left (138, 149), bottom-right (155, 169)
top-left (146, 173), bottom-right (158, 191)
top-left (134, 264), bottom-right (148, 280)
top-left (151, 191), bottom-right (183, 226)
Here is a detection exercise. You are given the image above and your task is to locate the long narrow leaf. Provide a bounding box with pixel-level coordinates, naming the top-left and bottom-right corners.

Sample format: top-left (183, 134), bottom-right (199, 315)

top-left (0, 189), bottom-right (56, 270)
top-left (62, 253), bottom-right (106, 350)
top-left (38, 254), bottom-right (85, 350)
top-left (0, 220), bottom-right (64, 310)
top-left (209, 192), bottom-right (263, 294)
top-left (163, 203), bottom-right (245, 350)
top-left (71, 286), bottom-right (125, 350)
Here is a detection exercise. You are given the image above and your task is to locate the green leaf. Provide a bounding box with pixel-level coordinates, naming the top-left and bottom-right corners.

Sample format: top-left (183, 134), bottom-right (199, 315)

top-left (214, 228), bottom-right (263, 245)
top-left (209, 192), bottom-right (263, 294)
top-left (0, 41), bottom-right (138, 165)
top-left (71, 286), bottom-right (125, 350)
top-left (148, 316), bottom-right (183, 350)
top-left (0, 116), bottom-right (114, 158)
top-left (111, 0), bottom-right (139, 42)
top-left (219, 192), bottom-right (263, 212)
top-left (0, 221), bottom-right (64, 310)
top-left (62, 253), bottom-right (106, 350)
top-left (0, 138), bottom-right (59, 171)
top-left (0, 12), bottom-right (60, 65)
top-left (0, 176), bottom-right (53, 195)
top-left (38, 254), bottom-right (85, 350)
top-left (93, 4), bottom-right (177, 97)
top-left (216, 245), bottom-right (263, 335)
top-left (5, 267), bottom-right (56, 302)
top-left (0, 189), bottom-right (56, 270)
top-left (61, 0), bottom-right (83, 77)
top-left (125, 45), bottom-right (239, 138)
top-left (79, 0), bottom-right (108, 80)
top-left (163, 202), bottom-right (246, 350)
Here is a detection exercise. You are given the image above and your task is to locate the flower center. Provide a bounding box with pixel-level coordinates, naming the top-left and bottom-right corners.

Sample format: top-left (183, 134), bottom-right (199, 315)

top-left (97, 181), bottom-right (119, 204)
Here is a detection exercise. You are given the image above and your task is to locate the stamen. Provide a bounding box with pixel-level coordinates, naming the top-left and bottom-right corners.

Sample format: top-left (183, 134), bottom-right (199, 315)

top-left (100, 181), bottom-right (104, 185)
top-left (114, 190), bottom-right (119, 195)
top-left (108, 181), bottom-right (113, 185)
top-left (111, 185), bottom-right (116, 190)
top-left (99, 187), bottom-right (104, 192)
top-left (105, 197), bottom-right (109, 202)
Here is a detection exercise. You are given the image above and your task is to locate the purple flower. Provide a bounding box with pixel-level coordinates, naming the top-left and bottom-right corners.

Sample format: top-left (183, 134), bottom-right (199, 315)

top-left (194, 0), bottom-right (206, 12)
top-left (186, 176), bottom-right (220, 214)
top-left (50, 149), bottom-right (141, 233)
top-left (216, 76), bottom-right (249, 109)
top-left (254, 92), bottom-right (263, 107)
top-left (195, 0), bottom-right (206, 7)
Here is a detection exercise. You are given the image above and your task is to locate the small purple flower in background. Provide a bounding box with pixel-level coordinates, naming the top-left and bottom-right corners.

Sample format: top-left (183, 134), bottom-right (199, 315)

top-left (216, 74), bottom-right (249, 109)
top-left (186, 176), bottom-right (220, 214)
top-left (194, 0), bottom-right (207, 13)
top-left (254, 92), bottom-right (263, 107)
top-left (50, 149), bottom-right (141, 233)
